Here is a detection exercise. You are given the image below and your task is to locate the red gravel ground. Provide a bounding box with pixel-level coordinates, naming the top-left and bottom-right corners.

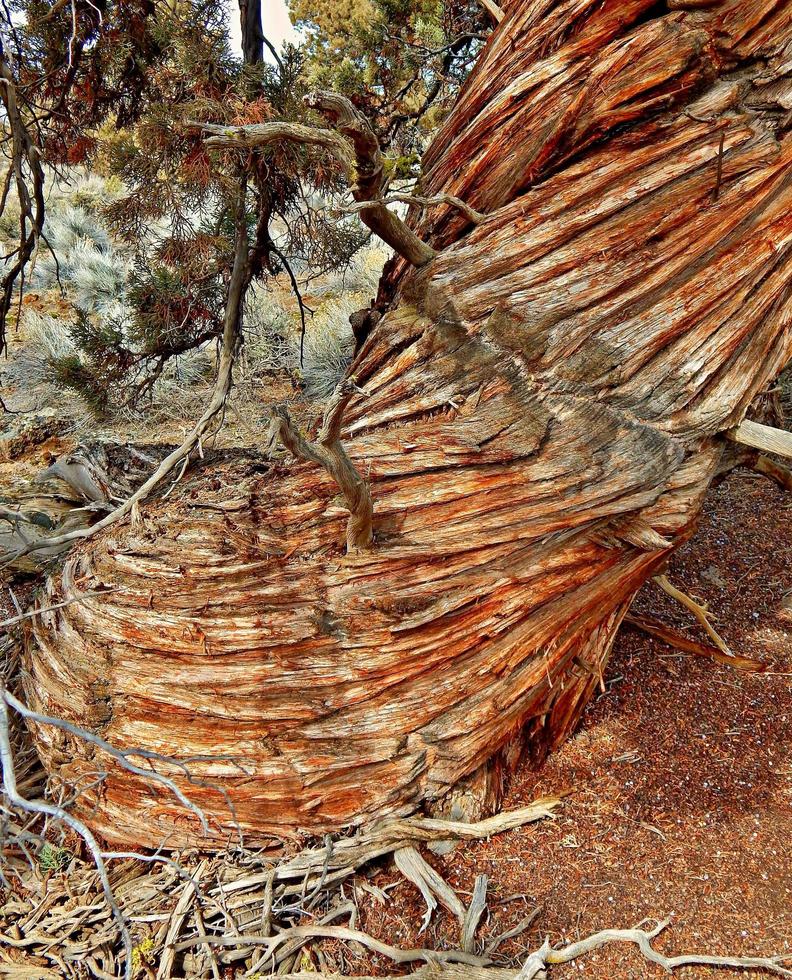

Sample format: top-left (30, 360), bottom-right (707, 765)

top-left (345, 468), bottom-right (792, 978)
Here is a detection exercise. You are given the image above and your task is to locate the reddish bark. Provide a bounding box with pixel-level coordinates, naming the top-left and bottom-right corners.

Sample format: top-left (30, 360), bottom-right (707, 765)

top-left (26, 0), bottom-right (792, 847)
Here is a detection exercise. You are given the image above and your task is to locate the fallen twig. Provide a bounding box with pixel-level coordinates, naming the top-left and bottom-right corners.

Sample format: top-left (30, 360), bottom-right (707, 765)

top-left (653, 574), bottom-right (732, 657)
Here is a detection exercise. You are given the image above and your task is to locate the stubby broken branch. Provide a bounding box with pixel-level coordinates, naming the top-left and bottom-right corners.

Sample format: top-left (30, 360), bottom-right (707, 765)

top-left (267, 381), bottom-right (374, 553)
top-left (728, 420), bottom-right (792, 460)
top-left (198, 91), bottom-right (437, 268)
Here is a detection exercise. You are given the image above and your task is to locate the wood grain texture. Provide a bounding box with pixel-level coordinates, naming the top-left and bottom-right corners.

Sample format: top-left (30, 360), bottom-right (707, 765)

top-left (25, 0), bottom-right (792, 847)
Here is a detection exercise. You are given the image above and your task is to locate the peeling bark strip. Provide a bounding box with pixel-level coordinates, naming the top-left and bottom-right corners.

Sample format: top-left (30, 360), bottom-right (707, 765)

top-left (27, 0), bottom-right (792, 847)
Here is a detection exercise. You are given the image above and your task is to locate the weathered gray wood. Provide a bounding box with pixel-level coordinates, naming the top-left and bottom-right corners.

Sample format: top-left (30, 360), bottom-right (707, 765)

top-left (728, 420), bottom-right (792, 459)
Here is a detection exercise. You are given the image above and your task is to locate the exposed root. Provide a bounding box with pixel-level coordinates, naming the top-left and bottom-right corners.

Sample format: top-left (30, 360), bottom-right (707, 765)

top-left (395, 845), bottom-right (466, 933)
top-left (625, 612), bottom-right (771, 672)
top-left (0, 692), bottom-right (561, 980)
top-left (261, 919), bottom-right (792, 980)
top-left (653, 574), bottom-right (733, 657)
top-left (529, 919), bottom-right (792, 978)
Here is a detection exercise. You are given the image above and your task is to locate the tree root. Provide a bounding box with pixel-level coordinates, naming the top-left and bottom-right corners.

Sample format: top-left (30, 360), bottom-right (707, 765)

top-left (752, 453), bottom-right (792, 491)
top-left (1, 666), bottom-right (562, 980)
top-left (625, 612), bottom-right (771, 672)
top-left (263, 917), bottom-right (792, 980)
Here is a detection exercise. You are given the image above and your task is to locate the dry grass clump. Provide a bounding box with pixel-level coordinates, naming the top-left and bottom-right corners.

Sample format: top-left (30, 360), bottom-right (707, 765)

top-left (9, 165), bottom-right (386, 435)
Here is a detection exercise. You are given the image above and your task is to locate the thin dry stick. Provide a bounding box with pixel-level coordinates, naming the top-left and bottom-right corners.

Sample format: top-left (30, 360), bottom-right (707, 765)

top-left (0, 692), bottom-right (134, 980)
top-left (157, 860), bottom-right (207, 980)
top-left (0, 588), bottom-right (117, 628)
top-left (3, 690), bottom-right (210, 834)
top-left (625, 613), bottom-right (770, 672)
top-left (653, 574), bottom-right (732, 656)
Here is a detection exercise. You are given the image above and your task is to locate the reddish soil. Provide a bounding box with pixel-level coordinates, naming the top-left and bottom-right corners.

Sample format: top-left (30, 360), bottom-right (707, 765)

top-left (347, 468), bottom-right (792, 978)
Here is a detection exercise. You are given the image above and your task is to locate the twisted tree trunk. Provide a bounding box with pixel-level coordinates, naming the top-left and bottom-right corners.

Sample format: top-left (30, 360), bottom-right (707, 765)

top-left (26, 0), bottom-right (792, 847)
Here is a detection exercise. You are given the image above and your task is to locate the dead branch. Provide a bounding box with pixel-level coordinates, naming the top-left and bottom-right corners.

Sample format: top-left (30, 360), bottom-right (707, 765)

top-left (395, 846), bottom-right (466, 933)
top-left (728, 420), bottom-right (792, 459)
top-left (344, 192), bottom-right (486, 225)
top-left (209, 799), bottom-right (562, 904)
top-left (653, 574), bottom-right (732, 657)
top-left (462, 874), bottom-right (488, 953)
top-left (173, 923), bottom-right (490, 966)
top-left (625, 613), bottom-right (771, 672)
top-left (0, 796), bottom-right (560, 976)
top-left (476, 0), bottom-right (505, 22)
top-left (752, 454), bottom-right (792, 491)
top-left (197, 91), bottom-right (437, 267)
top-left (534, 919), bottom-right (792, 978)
top-left (266, 380), bottom-right (374, 552)
top-left (0, 588), bottom-right (117, 629)
top-left (200, 119), bottom-right (356, 175)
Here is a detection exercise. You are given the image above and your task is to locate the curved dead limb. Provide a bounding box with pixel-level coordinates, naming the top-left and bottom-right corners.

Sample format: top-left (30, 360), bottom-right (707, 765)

top-left (2, 180), bottom-right (250, 566)
top-left (201, 120), bottom-right (356, 175)
top-left (476, 0), bottom-right (505, 23)
top-left (2, 690), bottom-right (211, 834)
top-left (625, 613), bottom-right (771, 673)
top-left (268, 919), bottom-right (792, 980)
top-left (535, 919), bottom-right (792, 978)
top-left (752, 454), bottom-right (792, 491)
top-left (0, 693), bottom-right (135, 980)
top-left (267, 380), bottom-right (374, 552)
top-left (653, 574), bottom-right (732, 657)
top-left (197, 91), bottom-right (437, 267)
top-left (174, 923), bottom-right (491, 966)
top-left (387, 193), bottom-right (486, 225)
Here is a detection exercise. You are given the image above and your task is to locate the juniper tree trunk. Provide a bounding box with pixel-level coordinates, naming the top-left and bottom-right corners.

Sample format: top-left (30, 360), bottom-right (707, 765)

top-left (26, 0), bottom-right (792, 847)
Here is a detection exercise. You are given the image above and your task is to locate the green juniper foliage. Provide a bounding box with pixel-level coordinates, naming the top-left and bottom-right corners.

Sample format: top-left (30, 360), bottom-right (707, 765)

top-left (2, 1), bottom-right (486, 412)
top-left (290, 0), bottom-right (487, 157)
